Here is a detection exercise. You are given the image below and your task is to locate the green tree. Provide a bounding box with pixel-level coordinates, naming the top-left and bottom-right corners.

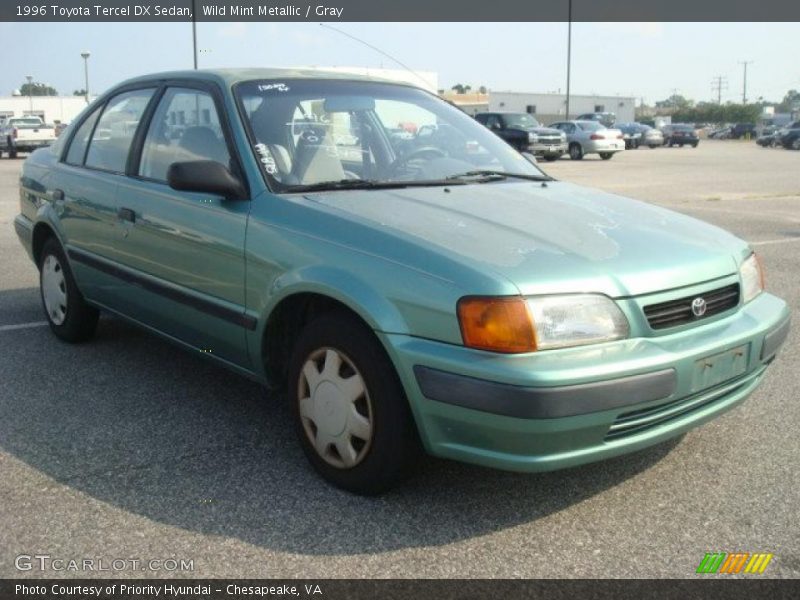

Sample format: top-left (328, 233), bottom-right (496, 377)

top-left (777, 89), bottom-right (800, 113)
top-left (655, 94), bottom-right (693, 111)
top-left (20, 82), bottom-right (58, 96)
top-left (73, 89), bottom-right (87, 96)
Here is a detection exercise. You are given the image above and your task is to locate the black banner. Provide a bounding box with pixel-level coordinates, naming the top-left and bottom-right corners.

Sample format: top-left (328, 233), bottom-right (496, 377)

top-left (3, 0), bottom-right (800, 22)
top-left (2, 579), bottom-right (800, 600)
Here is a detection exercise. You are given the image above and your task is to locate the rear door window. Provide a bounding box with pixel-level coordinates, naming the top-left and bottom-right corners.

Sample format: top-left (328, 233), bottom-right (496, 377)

top-left (65, 106), bottom-right (102, 165)
top-left (85, 88), bottom-right (155, 173)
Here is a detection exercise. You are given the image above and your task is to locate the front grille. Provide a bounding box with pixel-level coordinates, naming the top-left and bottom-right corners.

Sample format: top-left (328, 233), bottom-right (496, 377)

top-left (536, 135), bottom-right (562, 144)
top-left (643, 283), bottom-right (739, 330)
top-left (604, 369), bottom-right (760, 441)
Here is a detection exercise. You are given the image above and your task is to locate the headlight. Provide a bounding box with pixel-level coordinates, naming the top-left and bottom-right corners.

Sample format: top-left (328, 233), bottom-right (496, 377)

top-left (457, 294), bottom-right (629, 353)
top-left (528, 132), bottom-right (538, 143)
top-left (740, 253), bottom-right (765, 303)
top-left (526, 295), bottom-right (630, 350)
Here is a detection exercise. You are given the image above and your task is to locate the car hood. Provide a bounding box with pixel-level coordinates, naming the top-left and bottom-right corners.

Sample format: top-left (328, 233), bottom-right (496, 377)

top-left (518, 126), bottom-right (563, 136)
top-left (304, 181), bottom-right (747, 297)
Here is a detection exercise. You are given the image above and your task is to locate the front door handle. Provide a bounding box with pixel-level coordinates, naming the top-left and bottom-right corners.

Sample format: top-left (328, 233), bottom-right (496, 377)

top-left (118, 207), bottom-right (136, 223)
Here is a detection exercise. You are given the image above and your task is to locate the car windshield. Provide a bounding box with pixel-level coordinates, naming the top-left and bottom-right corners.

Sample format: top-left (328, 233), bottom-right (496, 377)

top-left (577, 121), bottom-right (604, 131)
top-left (236, 79), bottom-right (546, 192)
top-left (501, 113), bottom-right (541, 129)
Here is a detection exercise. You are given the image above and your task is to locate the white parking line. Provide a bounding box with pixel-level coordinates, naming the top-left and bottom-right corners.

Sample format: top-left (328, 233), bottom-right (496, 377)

top-left (751, 237), bottom-right (800, 247)
top-left (0, 321), bottom-right (48, 332)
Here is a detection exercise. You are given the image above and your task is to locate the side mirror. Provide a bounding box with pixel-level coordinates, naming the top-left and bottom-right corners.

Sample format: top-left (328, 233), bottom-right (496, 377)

top-left (167, 160), bottom-right (247, 200)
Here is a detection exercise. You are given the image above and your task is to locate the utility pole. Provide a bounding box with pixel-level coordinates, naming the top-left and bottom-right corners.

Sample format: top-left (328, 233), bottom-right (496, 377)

top-left (565, 0), bottom-right (572, 119)
top-left (711, 76), bottom-right (728, 105)
top-left (25, 75), bottom-right (33, 114)
top-left (191, 0), bottom-right (198, 69)
top-left (80, 51), bottom-right (90, 104)
top-left (738, 61), bottom-right (753, 103)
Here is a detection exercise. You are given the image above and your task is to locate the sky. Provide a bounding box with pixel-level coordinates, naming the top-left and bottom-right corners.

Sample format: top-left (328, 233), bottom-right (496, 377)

top-left (3, 21), bottom-right (799, 105)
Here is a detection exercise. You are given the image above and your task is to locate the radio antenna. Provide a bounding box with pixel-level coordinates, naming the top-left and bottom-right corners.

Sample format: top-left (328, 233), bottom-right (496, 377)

top-left (318, 23), bottom-right (433, 89)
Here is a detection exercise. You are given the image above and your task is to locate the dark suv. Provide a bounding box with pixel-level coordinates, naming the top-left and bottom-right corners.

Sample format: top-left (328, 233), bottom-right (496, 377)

top-left (779, 121), bottom-right (800, 150)
top-left (475, 112), bottom-right (567, 161)
top-left (731, 123), bottom-right (757, 140)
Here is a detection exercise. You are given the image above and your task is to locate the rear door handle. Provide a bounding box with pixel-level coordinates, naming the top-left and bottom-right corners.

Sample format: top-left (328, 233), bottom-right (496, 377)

top-left (118, 207), bottom-right (136, 223)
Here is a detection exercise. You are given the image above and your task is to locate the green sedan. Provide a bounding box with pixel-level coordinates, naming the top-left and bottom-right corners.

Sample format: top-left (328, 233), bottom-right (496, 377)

top-left (14, 69), bottom-right (790, 494)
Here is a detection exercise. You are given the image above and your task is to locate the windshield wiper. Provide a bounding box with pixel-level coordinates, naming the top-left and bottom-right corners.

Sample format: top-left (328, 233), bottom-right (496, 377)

top-left (285, 178), bottom-right (468, 193)
top-left (445, 170), bottom-right (554, 183)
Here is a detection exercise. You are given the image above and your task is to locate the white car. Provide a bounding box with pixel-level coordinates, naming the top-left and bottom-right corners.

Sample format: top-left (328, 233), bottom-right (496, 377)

top-left (550, 120), bottom-right (626, 160)
top-left (0, 116), bottom-right (56, 158)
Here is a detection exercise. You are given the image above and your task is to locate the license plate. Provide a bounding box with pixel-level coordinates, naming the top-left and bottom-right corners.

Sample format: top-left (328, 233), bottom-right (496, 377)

top-left (691, 344), bottom-right (749, 393)
top-left (548, 146), bottom-right (555, 152)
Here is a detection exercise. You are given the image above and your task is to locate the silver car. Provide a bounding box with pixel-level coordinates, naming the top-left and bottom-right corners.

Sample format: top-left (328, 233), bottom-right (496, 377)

top-left (550, 120), bottom-right (626, 160)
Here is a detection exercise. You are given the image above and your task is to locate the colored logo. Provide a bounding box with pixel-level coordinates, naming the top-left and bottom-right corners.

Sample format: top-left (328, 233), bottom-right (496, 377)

top-left (691, 297), bottom-right (707, 317)
top-left (696, 552), bottom-right (774, 574)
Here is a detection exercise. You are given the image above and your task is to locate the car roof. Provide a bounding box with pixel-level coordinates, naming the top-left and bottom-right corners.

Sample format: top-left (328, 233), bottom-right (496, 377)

top-left (112, 67), bottom-right (418, 90)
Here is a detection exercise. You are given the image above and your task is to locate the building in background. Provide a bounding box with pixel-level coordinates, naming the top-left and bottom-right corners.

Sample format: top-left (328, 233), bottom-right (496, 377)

top-left (0, 96), bottom-right (95, 125)
top-left (487, 91), bottom-right (636, 124)
top-left (439, 92), bottom-right (489, 116)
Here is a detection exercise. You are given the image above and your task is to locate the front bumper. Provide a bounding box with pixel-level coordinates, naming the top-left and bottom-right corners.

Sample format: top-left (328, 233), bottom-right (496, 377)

top-left (381, 292), bottom-right (789, 473)
top-left (528, 141), bottom-right (567, 156)
top-left (584, 139), bottom-right (625, 153)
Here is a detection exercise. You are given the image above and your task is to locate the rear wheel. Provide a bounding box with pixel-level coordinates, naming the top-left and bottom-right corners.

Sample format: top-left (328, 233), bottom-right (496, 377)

top-left (568, 143), bottom-right (583, 160)
top-left (599, 152), bottom-right (614, 160)
top-left (288, 311), bottom-right (420, 495)
top-left (39, 238), bottom-right (99, 342)
top-left (7, 139), bottom-right (17, 158)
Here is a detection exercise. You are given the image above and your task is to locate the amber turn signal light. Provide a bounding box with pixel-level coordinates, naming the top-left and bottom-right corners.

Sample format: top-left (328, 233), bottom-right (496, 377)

top-left (457, 296), bottom-right (537, 353)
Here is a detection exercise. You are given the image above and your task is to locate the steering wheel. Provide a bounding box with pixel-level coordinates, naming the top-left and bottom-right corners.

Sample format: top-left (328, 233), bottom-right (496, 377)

top-left (386, 146), bottom-right (447, 177)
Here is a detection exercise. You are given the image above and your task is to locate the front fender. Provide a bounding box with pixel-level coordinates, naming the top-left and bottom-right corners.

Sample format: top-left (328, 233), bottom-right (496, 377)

top-left (245, 264), bottom-right (413, 383)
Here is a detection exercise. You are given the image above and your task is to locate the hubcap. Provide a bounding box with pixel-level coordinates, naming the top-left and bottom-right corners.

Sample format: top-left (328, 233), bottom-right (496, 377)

top-left (41, 255), bottom-right (67, 325)
top-left (298, 347), bottom-right (373, 469)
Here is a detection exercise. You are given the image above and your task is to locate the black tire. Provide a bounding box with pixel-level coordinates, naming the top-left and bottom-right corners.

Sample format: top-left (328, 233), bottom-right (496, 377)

top-left (692, 142), bottom-right (699, 148)
top-left (599, 152), bottom-right (613, 160)
top-left (543, 155), bottom-right (559, 162)
top-left (678, 143), bottom-right (684, 147)
top-left (8, 139), bottom-right (17, 158)
top-left (288, 311), bottom-right (420, 495)
top-left (39, 237), bottom-right (99, 343)
top-left (568, 143), bottom-right (583, 160)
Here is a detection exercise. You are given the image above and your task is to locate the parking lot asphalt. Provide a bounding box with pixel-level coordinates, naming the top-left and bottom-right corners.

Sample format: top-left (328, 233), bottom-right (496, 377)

top-left (0, 140), bottom-right (798, 578)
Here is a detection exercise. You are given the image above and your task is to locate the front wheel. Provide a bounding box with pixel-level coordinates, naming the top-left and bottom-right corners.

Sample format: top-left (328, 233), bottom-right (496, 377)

top-left (39, 238), bottom-right (99, 342)
top-left (7, 139), bottom-right (17, 158)
top-left (599, 152), bottom-right (614, 160)
top-left (288, 311), bottom-right (420, 495)
top-left (568, 143), bottom-right (584, 160)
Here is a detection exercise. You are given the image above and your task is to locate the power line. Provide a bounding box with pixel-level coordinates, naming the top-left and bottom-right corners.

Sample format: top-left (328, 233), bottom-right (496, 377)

top-left (318, 24), bottom-right (432, 89)
top-left (738, 61), bottom-right (753, 103)
top-left (711, 75), bottom-right (729, 104)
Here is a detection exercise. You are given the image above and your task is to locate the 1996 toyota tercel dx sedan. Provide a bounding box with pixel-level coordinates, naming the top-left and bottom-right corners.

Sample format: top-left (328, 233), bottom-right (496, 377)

top-left (14, 69), bottom-right (791, 494)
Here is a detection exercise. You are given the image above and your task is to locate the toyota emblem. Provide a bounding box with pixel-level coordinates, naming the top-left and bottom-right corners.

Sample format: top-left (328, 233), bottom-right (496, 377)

top-left (691, 297), bottom-right (707, 317)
